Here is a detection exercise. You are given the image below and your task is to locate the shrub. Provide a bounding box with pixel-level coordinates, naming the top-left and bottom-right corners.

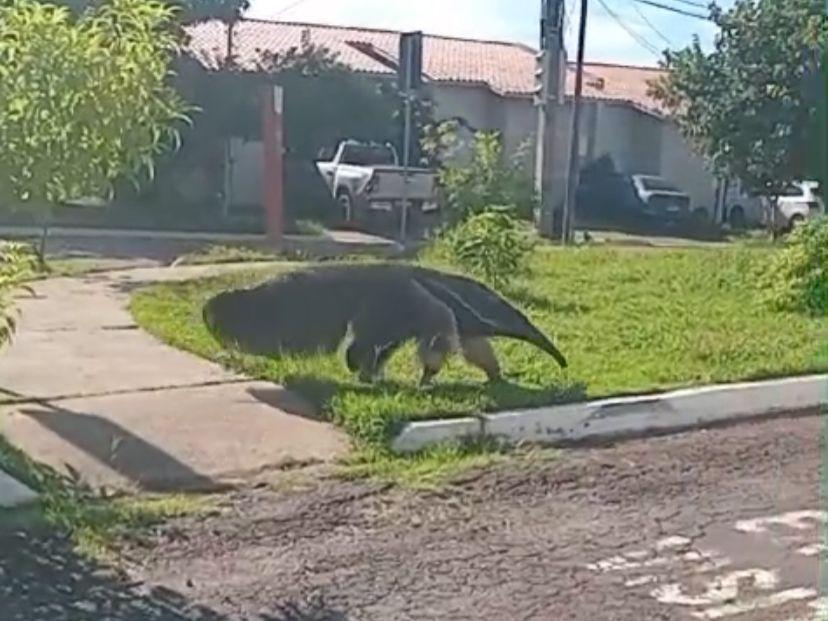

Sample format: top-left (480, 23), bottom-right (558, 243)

top-left (0, 241), bottom-right (36, 347)
top-left (438, 207), bottom-right (535, 290)
top-left (761, 216), bottom-right (828, 315)
top-left (425, 127), bottom-right (538, 224)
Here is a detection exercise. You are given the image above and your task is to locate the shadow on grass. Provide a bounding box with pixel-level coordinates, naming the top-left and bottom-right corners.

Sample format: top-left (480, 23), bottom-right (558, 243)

top-left (275, 373), bottom-right (587, 443)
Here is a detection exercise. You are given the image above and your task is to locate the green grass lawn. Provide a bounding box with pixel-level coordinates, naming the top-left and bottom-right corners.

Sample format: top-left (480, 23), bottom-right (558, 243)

top-left (130, 244), bottom-right (828, 446)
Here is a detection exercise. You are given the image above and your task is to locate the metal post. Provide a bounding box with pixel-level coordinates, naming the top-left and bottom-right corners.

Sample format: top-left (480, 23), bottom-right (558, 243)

top-left (535, 0), bottom-right (565, 239)
top-left (400, 89), bottom-right (412, 242)
top-left (399, 35), bottom-right (416, 243)
top-left (222, 138), bottom-right (233, 218)
top-left (561, 0), bottom-right (589, 244)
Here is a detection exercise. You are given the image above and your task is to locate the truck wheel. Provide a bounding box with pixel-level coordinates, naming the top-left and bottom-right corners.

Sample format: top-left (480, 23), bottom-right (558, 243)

top-left (788, 213), bottom-right (805, 232)
top-left (728, 205), bottom-right (746, 230)
top-left (336, 188), bottom-right (354, 223)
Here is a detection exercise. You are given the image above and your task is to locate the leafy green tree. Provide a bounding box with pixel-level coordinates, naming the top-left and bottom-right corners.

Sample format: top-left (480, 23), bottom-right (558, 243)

top-left (41, 0), bottom-right (249, 23)
top-left (651, 0), bottom-right (826, 196)
top-left (0, 0), bottom-right (188, 208)
top-left (0, 0), bottom-right (187, 336)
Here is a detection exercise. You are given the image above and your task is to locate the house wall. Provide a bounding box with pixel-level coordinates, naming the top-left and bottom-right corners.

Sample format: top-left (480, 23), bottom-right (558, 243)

top-left (226, 79), bottom-right (718, 219)
top-left (659, 122), bottom-right (717, 213)
top-left (590, 102), bottom-right (662, 175)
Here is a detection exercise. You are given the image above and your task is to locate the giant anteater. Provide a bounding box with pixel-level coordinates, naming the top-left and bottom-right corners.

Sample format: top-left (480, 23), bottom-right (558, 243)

top-left (202, 264), bottom-right (567, 385)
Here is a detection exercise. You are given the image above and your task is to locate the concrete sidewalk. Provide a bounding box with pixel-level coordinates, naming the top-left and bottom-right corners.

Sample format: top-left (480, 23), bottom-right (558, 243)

top-left (0, 264), bottom-right (347, 494)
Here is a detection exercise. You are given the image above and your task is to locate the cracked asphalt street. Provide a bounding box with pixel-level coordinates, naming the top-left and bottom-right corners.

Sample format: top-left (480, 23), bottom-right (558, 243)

top-left (3, 414), bottom-right (826, 620)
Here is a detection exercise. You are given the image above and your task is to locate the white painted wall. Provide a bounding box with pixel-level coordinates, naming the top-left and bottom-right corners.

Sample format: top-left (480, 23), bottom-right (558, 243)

top-left (431, 84), bottom-right (499, 133)
top-left (590, 103), bottom-right (662, 175)
top-left (659, 122), bottom-right (717, 213)
top-left (224, 80), bottom-right (718, 219)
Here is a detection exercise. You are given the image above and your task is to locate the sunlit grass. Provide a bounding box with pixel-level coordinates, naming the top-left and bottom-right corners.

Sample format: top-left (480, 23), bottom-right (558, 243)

top-left (130, 244), bottom-right (828, 447)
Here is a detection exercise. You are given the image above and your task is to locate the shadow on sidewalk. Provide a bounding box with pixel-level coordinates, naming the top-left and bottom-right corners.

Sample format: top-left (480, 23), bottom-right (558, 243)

top-left (16, 401), bottom-right (224, 493)
top-left (0, 529), bottom-right (349, 621)
top-left (246, 385), bottom-right (325, 422)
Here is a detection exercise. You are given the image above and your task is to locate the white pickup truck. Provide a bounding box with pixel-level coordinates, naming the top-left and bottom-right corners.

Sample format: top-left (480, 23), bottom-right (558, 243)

top-left (315, 140), bottom-right (438, 224)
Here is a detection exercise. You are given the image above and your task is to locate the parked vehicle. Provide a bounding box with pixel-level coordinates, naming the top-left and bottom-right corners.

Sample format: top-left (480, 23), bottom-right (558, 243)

top-left (761, 181), bottom-right (824, 232)
top-left (575, 166), bottom-right (691, 228)
top-left (723, 180), bottom-right (823, 232)
top-left (315, 140), bottom-right (438, 226)
top-left (721, 179), bottom-right (763, 230)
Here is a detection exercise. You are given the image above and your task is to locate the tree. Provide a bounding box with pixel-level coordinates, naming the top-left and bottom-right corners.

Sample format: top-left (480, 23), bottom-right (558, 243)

top-left (0, 0), bottom-right (187, 342)
top-left (0, 0), bottom-right (188, 208)
top-left (41, 0), bottom-right (249, 23)
top-left (650, 0), bottom-right (826, 198)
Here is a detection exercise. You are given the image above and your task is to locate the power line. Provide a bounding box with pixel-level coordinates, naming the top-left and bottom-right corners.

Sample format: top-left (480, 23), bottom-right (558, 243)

top-left (665, 0), bottom-right (708, 8)
top-left (632, 0), bottom-right (711, 20)
top-left (632, 2), bottom-right (673, 46)
top-left (271, 0), bottom-right (316, 19)
top-left (596, 0), bottom-right (662, 58)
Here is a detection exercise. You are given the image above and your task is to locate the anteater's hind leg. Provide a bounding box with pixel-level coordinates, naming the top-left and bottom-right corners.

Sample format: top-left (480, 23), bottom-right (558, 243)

top-left (460, 337), bottom-right (502, 382)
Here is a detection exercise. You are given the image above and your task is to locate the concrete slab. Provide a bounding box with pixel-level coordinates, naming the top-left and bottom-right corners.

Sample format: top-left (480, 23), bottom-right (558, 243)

top-left (0, 328), bottom-right (238, 401)
top-left (0, 265), bottom-right (348, 492)
top-left (0, 274), bottom-right (247, 401)
top-left (0, 470), bottom-right (38, 509)
top-left (1, 382), bottom-right (348, 493)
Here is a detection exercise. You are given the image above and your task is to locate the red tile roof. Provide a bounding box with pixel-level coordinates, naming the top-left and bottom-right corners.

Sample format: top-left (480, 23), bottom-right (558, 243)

top-left (185, 18), bottom-right (667, 116)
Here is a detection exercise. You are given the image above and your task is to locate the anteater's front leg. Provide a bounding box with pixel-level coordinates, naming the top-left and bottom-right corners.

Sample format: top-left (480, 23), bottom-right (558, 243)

top-left (460, 337), bottom-right (502, 382)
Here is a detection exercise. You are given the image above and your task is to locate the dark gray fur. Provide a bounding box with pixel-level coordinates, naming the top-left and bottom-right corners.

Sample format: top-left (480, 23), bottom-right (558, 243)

top-left (202, 264), bottom-right (567, 383)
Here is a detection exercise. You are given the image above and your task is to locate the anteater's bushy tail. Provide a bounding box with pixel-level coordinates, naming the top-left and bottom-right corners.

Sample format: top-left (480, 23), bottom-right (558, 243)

top-left (413, 268), bottom-right (568, 369)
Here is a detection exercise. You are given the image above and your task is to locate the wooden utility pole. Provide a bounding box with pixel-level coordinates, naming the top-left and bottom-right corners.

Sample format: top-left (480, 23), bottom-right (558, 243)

top-left (535, 0), bottom-right (565, 239)
top-left (261, 84), bottom-right (284, 244)
top-left (561, 0), bottom-right (589, 244)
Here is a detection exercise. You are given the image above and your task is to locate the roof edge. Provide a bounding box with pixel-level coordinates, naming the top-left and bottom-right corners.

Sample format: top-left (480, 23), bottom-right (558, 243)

top-left (226, 16), bottom-right (538, 51)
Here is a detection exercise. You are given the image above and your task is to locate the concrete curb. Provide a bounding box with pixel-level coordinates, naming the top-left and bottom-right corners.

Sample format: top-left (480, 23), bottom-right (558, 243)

top-left (0, 470), bottom-right (38, 509)
top-left (391, 374), bottom-right (828, 454)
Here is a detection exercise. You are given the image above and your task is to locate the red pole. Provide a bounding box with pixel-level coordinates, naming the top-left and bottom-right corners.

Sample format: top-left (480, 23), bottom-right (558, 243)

top-left (261, 84), bottom-right (284, 244)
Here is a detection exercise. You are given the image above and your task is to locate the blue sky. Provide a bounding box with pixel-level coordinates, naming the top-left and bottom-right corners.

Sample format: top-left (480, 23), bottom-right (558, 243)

top-left (247, 0), bottom-right (735, 66)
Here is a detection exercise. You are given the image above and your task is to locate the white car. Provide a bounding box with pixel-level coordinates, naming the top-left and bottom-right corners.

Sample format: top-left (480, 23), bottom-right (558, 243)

top-left (724, 180), bottom-right (823, 231)
top-left (761, 181), bottom-right (824, 232)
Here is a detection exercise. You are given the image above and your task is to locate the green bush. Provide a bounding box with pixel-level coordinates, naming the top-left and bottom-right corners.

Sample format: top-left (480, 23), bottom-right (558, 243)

top-left (762, 216), bottom-right (828, 315)
top-left (0, 241), bottom-right (36, 347)
top-left (438, 207), bottom-right (535, 290)
top-left (425, 127), bottom-right (537, 224)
